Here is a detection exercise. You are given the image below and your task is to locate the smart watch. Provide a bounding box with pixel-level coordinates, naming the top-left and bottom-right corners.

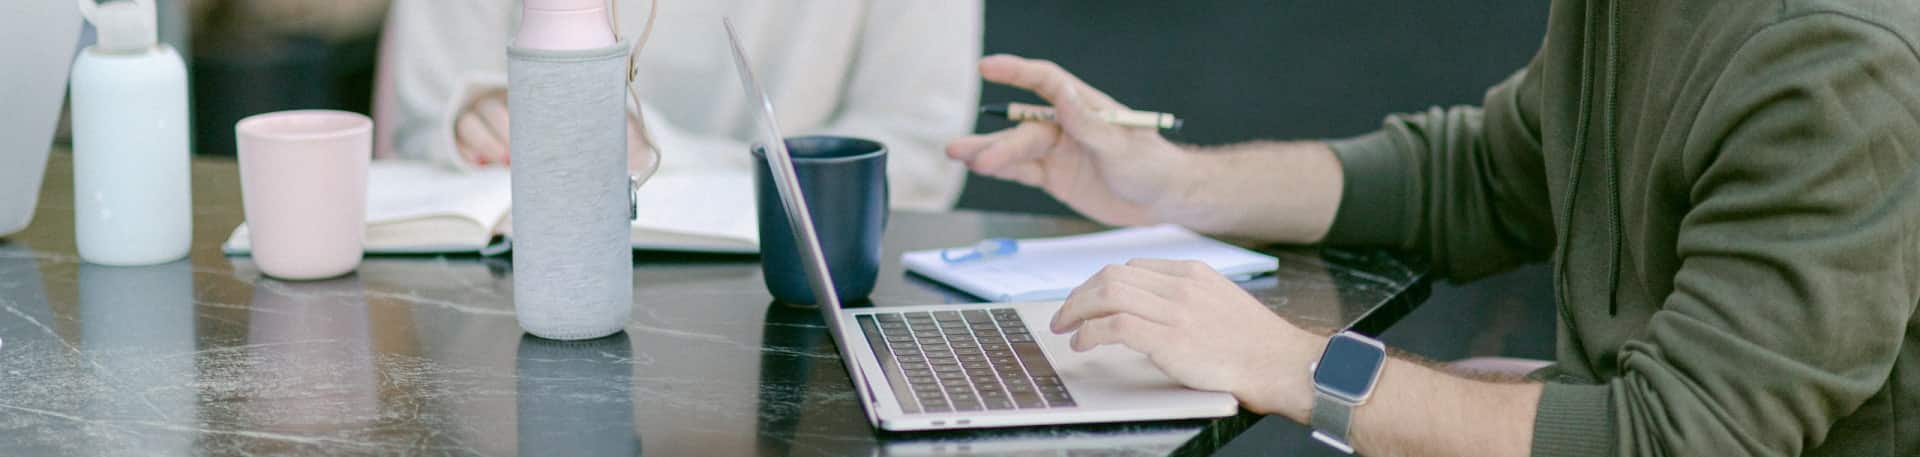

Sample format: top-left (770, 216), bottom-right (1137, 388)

top-left (1308, 330), bottom-right (1388, 454)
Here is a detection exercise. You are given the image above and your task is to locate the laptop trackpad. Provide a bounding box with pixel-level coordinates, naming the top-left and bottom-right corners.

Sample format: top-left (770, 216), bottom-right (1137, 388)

top-left (1056, 347), bottom-right (1185, 392)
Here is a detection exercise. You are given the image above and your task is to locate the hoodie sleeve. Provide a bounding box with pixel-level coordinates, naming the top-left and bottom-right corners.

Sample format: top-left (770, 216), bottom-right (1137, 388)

top-left (1529, 14), bottom-right (1920, 457)
top-left (1319, 57), bottom-right (1558, 281)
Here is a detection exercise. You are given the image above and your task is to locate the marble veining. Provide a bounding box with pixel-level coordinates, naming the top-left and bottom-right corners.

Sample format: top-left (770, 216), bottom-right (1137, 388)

top-left (0, 154), bottom-right (1427, 456)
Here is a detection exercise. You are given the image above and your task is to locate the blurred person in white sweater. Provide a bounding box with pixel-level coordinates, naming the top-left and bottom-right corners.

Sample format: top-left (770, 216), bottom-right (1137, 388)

top-left (373, 1), bottom-right (983, 210)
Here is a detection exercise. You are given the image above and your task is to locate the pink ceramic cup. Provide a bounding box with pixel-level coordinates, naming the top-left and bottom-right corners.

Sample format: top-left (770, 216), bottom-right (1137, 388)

top-left (236, 110), bottom-right (371, 280)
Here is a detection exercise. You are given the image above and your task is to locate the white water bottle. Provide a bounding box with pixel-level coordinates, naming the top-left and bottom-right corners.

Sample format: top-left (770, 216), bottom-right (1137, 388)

top-left (69, 0), bottom-right (192, 266)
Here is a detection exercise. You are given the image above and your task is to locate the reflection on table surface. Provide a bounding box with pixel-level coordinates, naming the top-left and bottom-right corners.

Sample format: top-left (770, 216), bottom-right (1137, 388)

top-left (0, 155), bottom-right (1428, 456)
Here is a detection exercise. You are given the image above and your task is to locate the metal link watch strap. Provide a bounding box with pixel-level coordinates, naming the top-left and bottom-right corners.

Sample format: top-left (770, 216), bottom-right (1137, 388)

top-left (1311, 392), bottom-right (1357, 453)
top-left (1311, 387), bottom-right (1357, 453)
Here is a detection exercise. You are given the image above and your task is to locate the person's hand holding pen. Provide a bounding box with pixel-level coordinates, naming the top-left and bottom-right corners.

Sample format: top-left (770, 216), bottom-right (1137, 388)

top-left (946, 54), bottom-right (1342, 244)
top-left (453, 90), bottom-right (660, 174)
top-left (945, 54), bottom-right (1193, 227)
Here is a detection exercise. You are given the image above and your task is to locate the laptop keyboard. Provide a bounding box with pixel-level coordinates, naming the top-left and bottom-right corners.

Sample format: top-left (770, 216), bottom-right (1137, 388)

top-left (855, 308), bottom-right (1076, 414)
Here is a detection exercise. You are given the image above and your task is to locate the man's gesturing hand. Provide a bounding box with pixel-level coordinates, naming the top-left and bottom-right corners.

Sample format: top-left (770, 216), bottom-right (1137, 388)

top-left (946, 55), bottom-right (1191, 227)
top-left (1051, 259), bottom-right (1323, 418)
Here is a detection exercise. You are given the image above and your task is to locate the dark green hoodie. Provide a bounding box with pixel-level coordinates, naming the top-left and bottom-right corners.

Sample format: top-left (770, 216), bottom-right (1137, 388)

top-left (1324, 0), bottom-right (1920, 455)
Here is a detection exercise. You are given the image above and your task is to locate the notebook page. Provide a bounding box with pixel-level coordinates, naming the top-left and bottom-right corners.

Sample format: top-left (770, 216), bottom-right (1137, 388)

top-left (630, 173), bottom-right (758, 249)
top-left (364, 162), bottom-right (513, 228)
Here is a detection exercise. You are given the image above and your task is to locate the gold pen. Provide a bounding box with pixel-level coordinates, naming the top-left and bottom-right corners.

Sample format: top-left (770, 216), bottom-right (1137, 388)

top-left (980, 102), bottom-right (1184, 131)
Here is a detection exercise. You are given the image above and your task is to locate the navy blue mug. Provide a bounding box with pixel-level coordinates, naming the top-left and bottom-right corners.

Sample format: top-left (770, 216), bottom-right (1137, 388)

top-left (752, 136), bottom-right (888, 305)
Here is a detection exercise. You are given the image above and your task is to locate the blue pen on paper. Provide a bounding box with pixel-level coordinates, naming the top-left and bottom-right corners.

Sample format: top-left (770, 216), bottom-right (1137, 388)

top-left (940, 238), bottom-right (1019, 264)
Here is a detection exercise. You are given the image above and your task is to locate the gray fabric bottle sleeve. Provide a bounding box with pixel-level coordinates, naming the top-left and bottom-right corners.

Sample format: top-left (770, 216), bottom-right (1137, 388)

top-left (507, 40), bottom-right (634, 340)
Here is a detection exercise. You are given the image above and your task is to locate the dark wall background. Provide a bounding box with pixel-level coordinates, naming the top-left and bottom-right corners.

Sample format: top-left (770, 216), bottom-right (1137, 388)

top-left (190, 1), bottom-right (382, 158)
top-left (958, 0), bottom-right (1549, 215)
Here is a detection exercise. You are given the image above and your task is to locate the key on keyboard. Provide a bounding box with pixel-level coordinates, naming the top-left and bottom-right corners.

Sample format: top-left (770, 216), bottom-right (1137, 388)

top-left (856, 308), bottom-right (1076, 414)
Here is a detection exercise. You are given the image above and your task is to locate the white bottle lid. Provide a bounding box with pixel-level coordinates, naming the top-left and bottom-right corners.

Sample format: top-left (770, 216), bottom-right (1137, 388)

top-left (524, 0), bottom-right (605, 10)
top-left (77, 0), bottom-right (157, 53)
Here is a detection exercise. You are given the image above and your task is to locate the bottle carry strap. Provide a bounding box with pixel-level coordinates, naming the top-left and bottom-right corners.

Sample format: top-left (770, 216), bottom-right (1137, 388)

top-left (612, 0), bottom-right (664, 190)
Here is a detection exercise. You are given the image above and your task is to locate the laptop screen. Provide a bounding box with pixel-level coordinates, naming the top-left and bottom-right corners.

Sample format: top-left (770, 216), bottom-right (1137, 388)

top-left (724, 17), bottom-right (884, 411)
top-left (722, 19), bottom-right (848, 323)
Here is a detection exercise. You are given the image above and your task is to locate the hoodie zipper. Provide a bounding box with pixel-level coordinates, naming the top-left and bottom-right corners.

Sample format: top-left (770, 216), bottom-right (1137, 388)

top-left (1555, 0), bottom-right (1600, 315)
top-left (1554, 0), bottom-right (1625, 318)
top-left (1603, 0), bottom-right (1623, 316)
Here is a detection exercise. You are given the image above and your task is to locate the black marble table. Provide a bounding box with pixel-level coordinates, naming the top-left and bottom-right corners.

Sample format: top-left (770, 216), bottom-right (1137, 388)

top-left (0, 152), bottom-right (1429, 456)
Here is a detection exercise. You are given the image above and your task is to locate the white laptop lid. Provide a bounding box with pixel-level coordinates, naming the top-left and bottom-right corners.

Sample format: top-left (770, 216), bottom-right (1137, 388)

top-left (722, 18), bottom-right (843, 313)
top-left (723, 17), bottom-right (885, 424)
top-left (0, 1), bottom-right (84, 237)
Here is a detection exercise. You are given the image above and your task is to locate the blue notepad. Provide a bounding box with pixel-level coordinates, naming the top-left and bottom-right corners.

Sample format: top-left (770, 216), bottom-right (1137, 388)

top-left (901, 225), bottom-right (1279, 302)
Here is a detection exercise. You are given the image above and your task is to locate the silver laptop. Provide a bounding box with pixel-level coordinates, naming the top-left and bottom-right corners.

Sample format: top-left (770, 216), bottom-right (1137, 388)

top-left (724, 19), bottom-right (1237, 432)
top-left (0, 2), bottom-right (84, 237)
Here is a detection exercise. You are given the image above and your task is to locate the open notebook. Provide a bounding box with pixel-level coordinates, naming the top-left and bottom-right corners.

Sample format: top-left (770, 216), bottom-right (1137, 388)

top-left (901, 225), bottom-right (1279, 302)
top-left (223, 161), bottom-right (758, 256)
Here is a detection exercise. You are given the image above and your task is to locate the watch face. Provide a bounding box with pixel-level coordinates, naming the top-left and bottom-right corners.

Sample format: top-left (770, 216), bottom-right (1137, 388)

top-left (1313, 334), bottom-right (1386, 400)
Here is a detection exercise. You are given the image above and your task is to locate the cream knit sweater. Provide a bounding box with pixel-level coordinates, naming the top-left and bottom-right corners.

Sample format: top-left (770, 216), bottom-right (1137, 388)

top-left (374, 0), bottom-right (981, 210)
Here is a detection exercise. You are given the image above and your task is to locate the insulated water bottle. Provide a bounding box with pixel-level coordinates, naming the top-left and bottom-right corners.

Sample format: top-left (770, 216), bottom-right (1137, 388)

top-left (508, 0), bottom-right (633, 340)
